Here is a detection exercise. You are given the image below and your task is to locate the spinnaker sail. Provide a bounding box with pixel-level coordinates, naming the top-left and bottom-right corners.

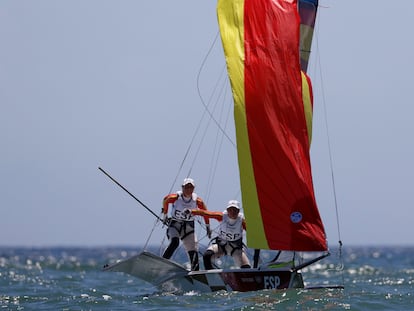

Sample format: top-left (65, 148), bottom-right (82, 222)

top-left (217, 0), bottom-right (327, 251)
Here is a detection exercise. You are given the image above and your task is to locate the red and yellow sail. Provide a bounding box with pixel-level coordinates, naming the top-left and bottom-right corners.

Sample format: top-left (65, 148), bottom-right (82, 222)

top-left (217, 0), bottom-right (327, 251)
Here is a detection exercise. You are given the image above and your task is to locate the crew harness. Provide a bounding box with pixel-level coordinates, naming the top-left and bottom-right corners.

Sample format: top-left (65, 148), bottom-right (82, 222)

top-left (167, 192), bottom-right (198, 240)
top-left (212, 213), bottom-right (245, 255)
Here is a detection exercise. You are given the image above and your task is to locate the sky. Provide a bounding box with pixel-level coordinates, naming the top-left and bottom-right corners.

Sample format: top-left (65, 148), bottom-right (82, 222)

top-left (1, 0), bottom-right (413, 248)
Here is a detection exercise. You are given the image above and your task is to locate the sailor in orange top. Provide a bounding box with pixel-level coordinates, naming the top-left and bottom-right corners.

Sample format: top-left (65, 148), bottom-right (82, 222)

top-left (191, 200), bottom-right (251, 270)
top-left (161, 178), bottom-right (211, 271)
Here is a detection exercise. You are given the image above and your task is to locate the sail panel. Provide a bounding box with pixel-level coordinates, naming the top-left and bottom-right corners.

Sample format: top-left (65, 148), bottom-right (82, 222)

top-left (218, 0), bottom-right (327, 252)
top-left (302, 71), bottom-right (313, 144)
top-left (298, 0), bottom-right (319, 72)
top-left (217, 0), bottom-right (268, 249)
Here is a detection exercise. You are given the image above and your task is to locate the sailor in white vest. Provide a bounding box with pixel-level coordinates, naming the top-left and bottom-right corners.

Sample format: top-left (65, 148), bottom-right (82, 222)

top-left (191, 200), bottom-right (251, 270)
top-left (161, 178), bottom-right (211, 271)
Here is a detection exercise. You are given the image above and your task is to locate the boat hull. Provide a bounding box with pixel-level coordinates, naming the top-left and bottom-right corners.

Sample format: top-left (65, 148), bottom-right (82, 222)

top-left (177, 268), bottom-right (304, 292)
top-left (103, 251), bottom-right (304, 293)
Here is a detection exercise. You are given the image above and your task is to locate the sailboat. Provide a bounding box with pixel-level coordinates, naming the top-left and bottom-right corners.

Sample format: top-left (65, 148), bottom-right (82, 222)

top-left (103, 0), bottom-right (339, 292)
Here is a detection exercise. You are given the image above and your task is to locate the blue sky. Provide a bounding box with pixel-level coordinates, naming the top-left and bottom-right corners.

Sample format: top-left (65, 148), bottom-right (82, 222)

top-left (1, 0), bottom-right (413, 247)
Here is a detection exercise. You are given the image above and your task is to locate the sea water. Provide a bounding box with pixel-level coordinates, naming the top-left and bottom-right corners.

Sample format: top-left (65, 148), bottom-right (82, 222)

top-left (0, 246), bottom-right (412, 310)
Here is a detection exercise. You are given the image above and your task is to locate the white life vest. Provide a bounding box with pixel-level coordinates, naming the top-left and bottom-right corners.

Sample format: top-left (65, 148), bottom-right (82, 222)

top-left (171, 191), bottom-right (198, 221)
top-left (218, 211), bottom-right (244, 242)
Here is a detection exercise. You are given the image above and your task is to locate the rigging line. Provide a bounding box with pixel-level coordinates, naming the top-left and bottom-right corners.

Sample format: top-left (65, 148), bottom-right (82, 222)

top-left (314, 14), bottom-right (343, 246)
top-left (168, 95), bottom-right (211, 193)
top-left (170, 34), bottom-right (232, 193)
top-left (143, 216), bottom-right (163, 251)
top-left (186, 66), bottom-right (229, 180)
top-left (198, 71), bottom-right (230, 200)
top-left (196, 30), bottom-right (236, 148)
top-left (193, 29), bottom-right (240, 206)
top-left (205, 82), bottom-right (233, 202)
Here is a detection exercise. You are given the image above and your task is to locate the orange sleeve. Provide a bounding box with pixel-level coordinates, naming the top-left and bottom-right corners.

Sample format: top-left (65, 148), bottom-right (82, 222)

top-left (196, 197), bottom-right (208, 211)
top-left (162, 193), bottom-right (178, 214)
top-left (196, 197), bottom-right (210, 225)
top-left (191, 209), bottom-right (223, 222)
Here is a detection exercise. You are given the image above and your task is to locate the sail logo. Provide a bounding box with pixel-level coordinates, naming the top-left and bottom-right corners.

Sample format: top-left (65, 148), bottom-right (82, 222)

top-left (264, 275), bottom-right (280, 289)
top-left (290, 212), bottom-right (302, 223)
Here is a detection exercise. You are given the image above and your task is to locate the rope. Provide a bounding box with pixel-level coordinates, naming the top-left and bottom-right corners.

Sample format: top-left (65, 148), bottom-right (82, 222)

top-left (143, 215), bottom-right (163, 252)
top-left (314, 10), bottom-right (345, 285)
top-left (315, 18), bottom-right (343, 245)
top-left (196, 30), bottom-right (235, 148)
top-left (168, 31), bottom-right (234, 196)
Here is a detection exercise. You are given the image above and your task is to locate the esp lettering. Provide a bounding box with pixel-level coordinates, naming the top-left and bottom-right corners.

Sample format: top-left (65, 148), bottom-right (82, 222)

top-left (264, 275), bottom-right (281, 289)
